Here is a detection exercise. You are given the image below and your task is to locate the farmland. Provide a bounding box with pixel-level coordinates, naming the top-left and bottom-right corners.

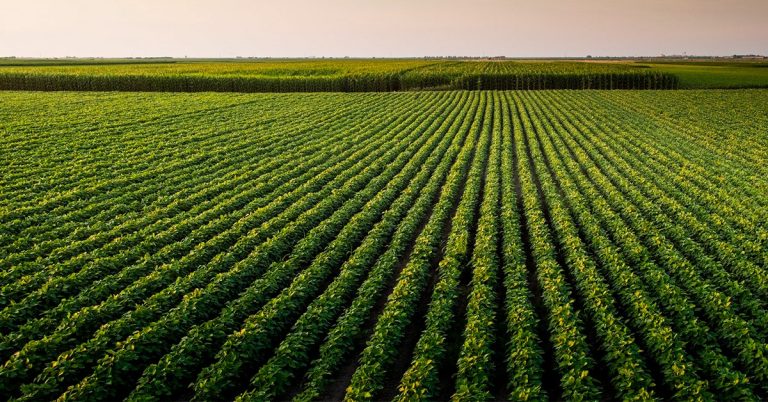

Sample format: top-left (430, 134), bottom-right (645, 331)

top-left (1, 89), bottom-right (766, 401)
top-left (635, 60), bottom-right (768, 89)
top-left (2, 58), bottom-right (766, 93)
top-left (0, 59), bottom-right (678, 92)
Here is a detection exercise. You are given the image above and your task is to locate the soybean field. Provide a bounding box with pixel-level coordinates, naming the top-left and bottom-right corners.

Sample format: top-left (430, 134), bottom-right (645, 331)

top-left (1, 89), bottom-right (767, 401)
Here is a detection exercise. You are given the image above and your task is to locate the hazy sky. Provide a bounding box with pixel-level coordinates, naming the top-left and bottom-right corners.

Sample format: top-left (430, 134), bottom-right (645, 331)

top-left (1, 0), bottom-right (766, 57)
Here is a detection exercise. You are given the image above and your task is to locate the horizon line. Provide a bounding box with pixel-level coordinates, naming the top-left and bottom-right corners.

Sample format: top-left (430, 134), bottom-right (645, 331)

top-left (2, 54), bottom-right (766, 60)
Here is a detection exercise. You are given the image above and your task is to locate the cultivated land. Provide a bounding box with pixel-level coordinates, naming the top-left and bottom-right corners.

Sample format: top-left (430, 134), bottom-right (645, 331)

top-left (0, 59), bottom-right (679, 91)
top-left (2, 58), bottom-right (767, 92)
top-left (1, 89), bottom-right (767, 401)
top-left (635, 60), bottom-right (768, 89)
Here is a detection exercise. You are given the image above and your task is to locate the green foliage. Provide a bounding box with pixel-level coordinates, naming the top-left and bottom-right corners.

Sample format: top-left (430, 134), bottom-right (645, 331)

top-left (0, 90), bottom-right (766, 401)
top-left (638, 61), bottom-right (768, 89)
top-left (0, 59), bottom-right (679, 92)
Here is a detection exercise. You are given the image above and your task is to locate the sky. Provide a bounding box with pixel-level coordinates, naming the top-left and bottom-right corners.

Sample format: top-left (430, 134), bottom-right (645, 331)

top-left (1, 0), bottom-right (766, 58)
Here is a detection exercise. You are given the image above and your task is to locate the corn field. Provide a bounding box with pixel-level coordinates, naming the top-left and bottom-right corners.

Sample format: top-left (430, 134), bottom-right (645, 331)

top-left (0, 60), bottom-right (678, 92)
